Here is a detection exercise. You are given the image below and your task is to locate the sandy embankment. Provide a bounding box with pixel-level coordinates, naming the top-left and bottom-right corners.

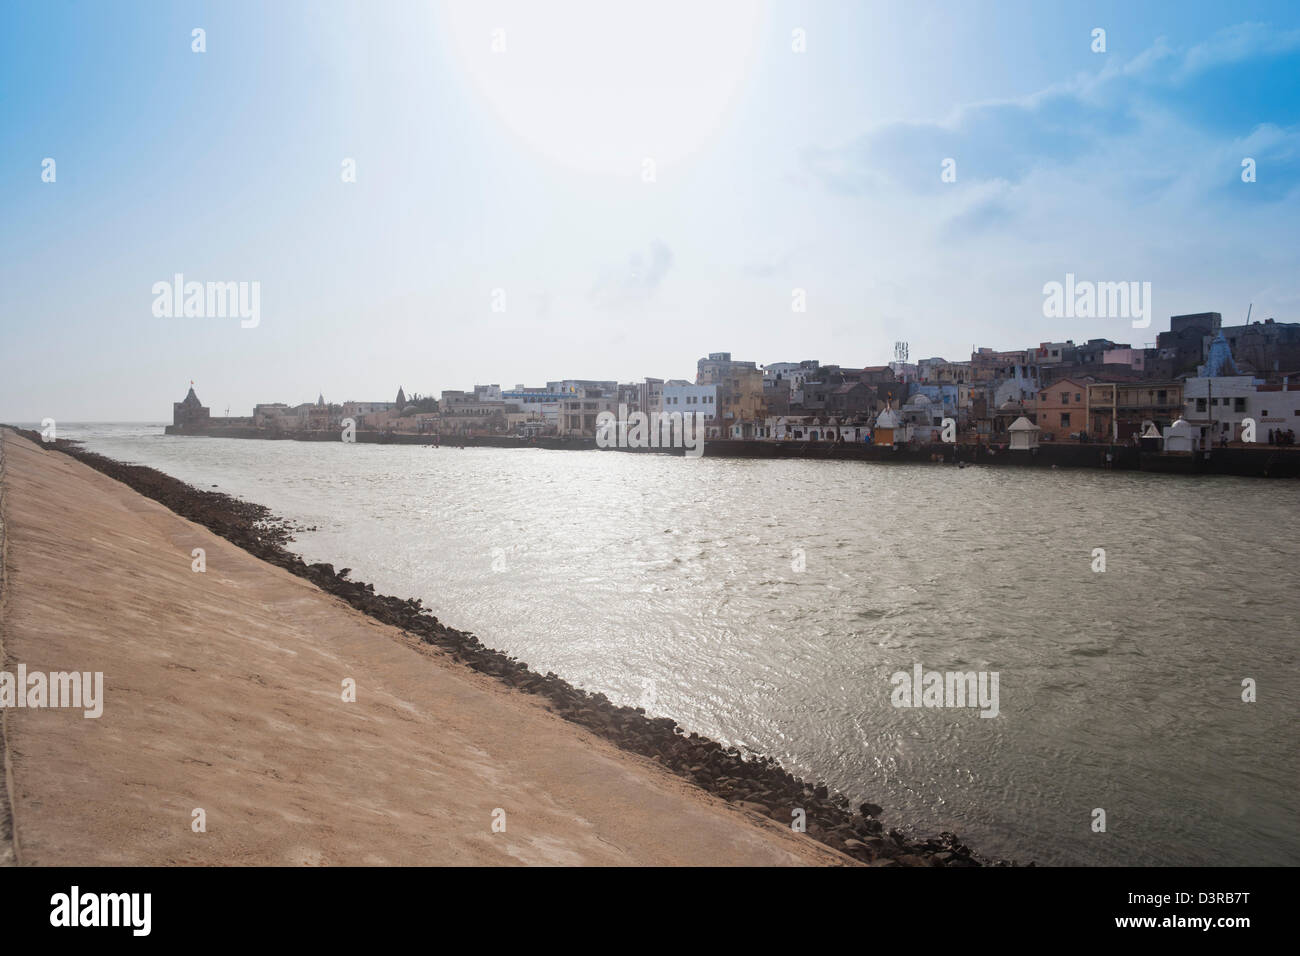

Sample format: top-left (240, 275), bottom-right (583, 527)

top-left (0, 428), bottom-right (848, 866)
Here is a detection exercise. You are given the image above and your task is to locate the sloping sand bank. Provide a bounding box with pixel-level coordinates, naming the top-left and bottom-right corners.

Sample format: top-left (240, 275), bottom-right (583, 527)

top-left (0, 428), bottom-right (848, 866)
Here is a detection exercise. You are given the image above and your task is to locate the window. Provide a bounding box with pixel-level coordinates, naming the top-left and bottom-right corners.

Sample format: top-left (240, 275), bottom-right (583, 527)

top-left (1196, 398), bottom-right (1206, 412)
top-left (1075, 393), bottom-right (1082, 402)
top-left (1262, 409), bottom-right (1269, 417)
top-left (1234, 398), bottom-right (1246, 412)
top-left (1061, 393), bottom-right (1069, 404)
top-left (1061, 413), bottom-right (1071, 428)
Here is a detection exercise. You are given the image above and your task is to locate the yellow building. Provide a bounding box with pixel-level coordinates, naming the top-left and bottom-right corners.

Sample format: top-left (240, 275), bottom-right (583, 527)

top-left (696, 352), bottom-right (766, 438)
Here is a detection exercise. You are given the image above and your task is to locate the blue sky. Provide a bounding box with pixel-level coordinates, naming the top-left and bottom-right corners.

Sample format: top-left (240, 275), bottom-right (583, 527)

top-left (2, 0), bottom-right (1298, 420)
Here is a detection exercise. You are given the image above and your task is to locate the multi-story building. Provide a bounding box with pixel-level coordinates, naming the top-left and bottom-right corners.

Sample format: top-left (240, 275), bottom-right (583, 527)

top-left (661, 382), bottom-right (717, 428)
top-left (763, 360), bottom-right (820, 390)
top-left (253, 402), bottom-right (290, 427)
top-left (440, 389), bottom-right (508, 434)
top-left (763, 361), bottom-right (819, 415)
top-left (1157, 312), bottom-right (1222, 375)
top-left (970, 348), bottom-right (1032, 383)
top-left (1034, 377), bottom-right (1092, 439)
top-left (1101, 347), bottom-right (1147, 372)
top-left (1213, 318), bottom-right (1300, 376)
top-left (1074, 339), bottom-right (1122, 367)
top-left (1033, 341), bottom-right (1077, 365)
top-left (1183, 376), bottom-right (1300, 444)
top-left (1085, 381), bottom-right (1184, 441)
top-left (547, 379), bottom-right (618, 398)
top-left (696, 352), bottom-right (765, 438)
top-left (888, 361), bottom-right (919, 384)
top-left (919, 358), bottom-right (974, 385)
top-left (899, 393), bottom-right (945, 441)
top-left (860, 365), bottom-right (898, 388)
top-left (556, 386), bottom-right (618, 437)
top-left (636, 377), bottom-right (665, 417)
top-left (501, 386), bottom-right (564, 431)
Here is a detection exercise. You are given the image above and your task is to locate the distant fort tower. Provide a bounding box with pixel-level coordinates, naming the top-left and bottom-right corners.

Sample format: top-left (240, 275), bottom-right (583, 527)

top-left (167, 385), bottom-right (253, 434)
top-left (173, 386), bottom-right (211, 428)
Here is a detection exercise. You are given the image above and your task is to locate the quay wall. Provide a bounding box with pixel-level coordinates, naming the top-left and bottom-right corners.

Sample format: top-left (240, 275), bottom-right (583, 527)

top-left (162, 425), bottom-right (1300, 477)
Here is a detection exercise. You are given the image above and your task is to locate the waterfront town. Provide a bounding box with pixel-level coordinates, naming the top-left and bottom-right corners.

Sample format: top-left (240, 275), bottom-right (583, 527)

top-left (171, 310), bottom-right (1300, 452)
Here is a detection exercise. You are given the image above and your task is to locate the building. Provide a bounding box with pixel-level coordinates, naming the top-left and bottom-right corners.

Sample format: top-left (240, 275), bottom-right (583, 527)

top-left (1162, 418), bottom-right (1201, 453)
top-left (253, 403), bottom-right (290, 427)
top-left (440, 389), bottom-right (508, 434)
top-left (759, 416), bottom-right (869, 442)
top-left (970, 348), bottom-right (1033, 383)
top-left (1008, 417), bottom-right (1041, 450)
top-left (1211, 318), bottom-right (1300, 376)
top-left (1101, 347), bottom-right (1147, 372)
top-left (889, 361), bottom-right (919, 384)
top-left (1184, 376), bottom-right (1300, 444)
top-left (1157, 312), bottom-right (1221, 375)
top-left (173, 386), bottom-right (210, 427)
top-left (763, 360), bottom-right (820, 391)
top-left (636, 378), bottom-right (665, 417)
top-left (899, 393), bottom-right (944, 441)
top-left (992, 365), bottom-right (1040, 408)
top-left (873, 406), bottom-right (901, 445)
top-left (661, 382), bottom-right (717, 429)
top-left (1074, 339), bottom-right (1123, 367)
top-left (501, 386), bottom-right (563, 431)
top-left (170, 386), bottom-right (253, 431)
top-left (918, 358), bottom-right (973, 385)
top-left (556, 386), bottom-right (618, 437)
top-left (1034, 377), bottom-right (1093, 439)
top-left (696, 352), bottom-right (765, 438)
top-left (547, 379), bottom-right (618, 398)
top-left (1085, 381), bottom-right (1184, 442)
top-left (1033, 341), bottom-right (1077, 366)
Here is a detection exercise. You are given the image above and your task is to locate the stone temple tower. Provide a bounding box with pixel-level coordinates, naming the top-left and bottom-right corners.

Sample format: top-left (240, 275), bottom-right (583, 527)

top-left (173, 386), bottom-right (210, 427)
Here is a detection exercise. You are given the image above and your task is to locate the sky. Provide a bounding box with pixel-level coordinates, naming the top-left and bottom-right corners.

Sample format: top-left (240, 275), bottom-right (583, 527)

top-left (2, 0), bottom-right (1298, 421)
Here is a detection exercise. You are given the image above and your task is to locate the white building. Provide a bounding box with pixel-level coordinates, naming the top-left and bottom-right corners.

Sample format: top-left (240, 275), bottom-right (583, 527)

top-left (1008, 416), bottom-right (1041, 450)
top-left (1183, 376), bottom-right (1300, 443)
top-left (1163, 419), bottom-right (1201, 453)
top-left (760, 416), bottom-right (869, 442)
top-left (501, 387), bottom-right (563, 430)
top-left (764, 361), bottom-right (820, 398)
top-left (661, 383), bottom-right (717, 428)
top-left (900, 393), bottom-right (944, 441)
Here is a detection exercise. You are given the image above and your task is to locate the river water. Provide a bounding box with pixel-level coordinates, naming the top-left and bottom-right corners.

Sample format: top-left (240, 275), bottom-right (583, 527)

top-left (53, 423), bottom-right (1299, 866)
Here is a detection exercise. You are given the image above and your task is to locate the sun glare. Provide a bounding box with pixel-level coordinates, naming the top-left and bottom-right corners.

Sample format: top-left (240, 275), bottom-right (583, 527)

top-left (440, 0), bottom-right (769, 177)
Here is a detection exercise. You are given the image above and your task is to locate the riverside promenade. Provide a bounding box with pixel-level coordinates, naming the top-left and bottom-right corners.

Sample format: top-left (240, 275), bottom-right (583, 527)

top-left (0, 428), bottom-right (848, 866)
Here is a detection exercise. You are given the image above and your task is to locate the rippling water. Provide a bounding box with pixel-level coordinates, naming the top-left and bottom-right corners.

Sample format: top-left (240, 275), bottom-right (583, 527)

top-left (53, 423), bottom-right (1300, 866)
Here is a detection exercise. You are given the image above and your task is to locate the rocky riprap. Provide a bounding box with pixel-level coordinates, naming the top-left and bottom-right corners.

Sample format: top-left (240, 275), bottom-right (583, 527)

top-left (12, 428), bottom-right (1016, 867)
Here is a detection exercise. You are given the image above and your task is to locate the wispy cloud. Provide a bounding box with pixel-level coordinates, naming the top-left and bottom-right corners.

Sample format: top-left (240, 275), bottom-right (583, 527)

top-left (589, 240), bottom-right (675, 310)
